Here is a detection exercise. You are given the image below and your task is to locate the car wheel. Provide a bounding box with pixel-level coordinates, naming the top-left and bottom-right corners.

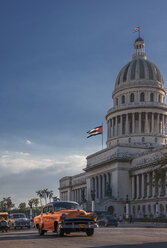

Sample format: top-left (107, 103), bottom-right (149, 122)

top-left (99, 221), bottom-right (105, 227)
top-left (86, 228), bottom-right (94, 236)
top-left (57, 227), bottom-right (64, 237)
top-left (38, 225), bottom-right (45, 236)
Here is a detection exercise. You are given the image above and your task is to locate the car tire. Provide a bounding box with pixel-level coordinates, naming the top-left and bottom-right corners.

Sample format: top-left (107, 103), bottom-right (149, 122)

top-left (86, 228), bottom-right (94, 236)
top-left (57, 226), bottom-right (64, 237)
top-left (38, 225), bottom-right (45, 236)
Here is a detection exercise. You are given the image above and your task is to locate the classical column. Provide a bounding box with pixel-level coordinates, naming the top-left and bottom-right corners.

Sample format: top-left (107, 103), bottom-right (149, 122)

top-left (109, 119), bottom-right (111, 138)
top-left (126, 114), bottom-right (129, 134)
top-left (120, 115), bottom-right (122, 136)
top-left (107, 120), bottom-right (109, 139)
top-left (101, 176), bottom-right (103, 199)
top-left (137, 175), bottom-right (140, 199)
top-left (165, 171), bottom-right (167, 196)
top-left (111, 119), bottom-right (113, 137)
top-left (152, 171), bottom-right (155, 197)
top-left (157, 114), bottom-right (160, 134)
top-left (95, 177), bottom-right (97, 199)
top-left (103, 174), bottom-right (105, 198)
top-left (99, 175), bottom-right (101, 199)
top-left (131, 176), bottom-right (135, 200)
top-left (139, 113), bottom-right (141, 133)
top-left (147, 173), bottom-right (150, 198)
top-left (115, 116), bottom-right (118, 136)
top-left (145, 112), bottom-right (148, 133)
top-left (165, 115), bottom-right (167, 135)
top-left (132, 113), bottom-right (135, 133)
top-left (162, 115), bottom-right (164, 135)
top-left (152, 113), bottom-right (154, 133)
top-left (141, 174), bottom-right (145, 198)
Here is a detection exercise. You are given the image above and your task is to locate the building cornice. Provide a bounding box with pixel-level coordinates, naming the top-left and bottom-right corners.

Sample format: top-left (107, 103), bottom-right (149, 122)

top-left (106, 102), bottom-right (167, 118)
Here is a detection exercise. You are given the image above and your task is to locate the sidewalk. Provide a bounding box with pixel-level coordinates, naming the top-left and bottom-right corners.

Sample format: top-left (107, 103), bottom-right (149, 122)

top-left (118, 222), bottom-right (167, 228)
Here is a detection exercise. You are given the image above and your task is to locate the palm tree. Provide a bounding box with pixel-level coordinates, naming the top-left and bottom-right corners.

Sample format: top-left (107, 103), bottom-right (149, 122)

top-left (43, 188), bottom-right (50, 204)
top-left (36, 190), bottom-right (44, 207)
top-left (33, 198), bottom-right (39, 208)
top-left (48, 190), bottom-right (54, 202)
top-left (52, 196), bottom-right (60, 202)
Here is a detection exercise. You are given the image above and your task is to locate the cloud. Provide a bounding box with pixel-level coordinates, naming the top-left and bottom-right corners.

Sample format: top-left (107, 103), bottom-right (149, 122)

top-left (26, 140), bottom-right (32, 145)
top-left (0, 150), bottom-right (87, 206)
top-left (0, 150), bottom-right (86, 176)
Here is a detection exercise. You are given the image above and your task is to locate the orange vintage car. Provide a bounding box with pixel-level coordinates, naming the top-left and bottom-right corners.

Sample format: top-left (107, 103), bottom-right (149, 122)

top-left (34, 201), bottom-right (97, 237)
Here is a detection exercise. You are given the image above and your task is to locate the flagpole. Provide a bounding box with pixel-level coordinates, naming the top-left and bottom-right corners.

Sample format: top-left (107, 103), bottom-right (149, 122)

top-left (102, 123), bottom-right (103, 150)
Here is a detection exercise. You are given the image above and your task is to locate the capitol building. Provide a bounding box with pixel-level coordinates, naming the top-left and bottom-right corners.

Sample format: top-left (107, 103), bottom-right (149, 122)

top-left (59, 36), bottom-right (167, 218)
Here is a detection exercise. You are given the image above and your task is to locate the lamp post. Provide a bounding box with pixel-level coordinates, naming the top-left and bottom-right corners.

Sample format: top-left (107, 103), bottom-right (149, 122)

top-left (91, 190), bottom-right (96, 212)
top-left (156, 198), bottom-right (159, 218)
top-left (125, 194), bottom-right (130, 222)
top-left (29, 200), bottom-right (33, 224)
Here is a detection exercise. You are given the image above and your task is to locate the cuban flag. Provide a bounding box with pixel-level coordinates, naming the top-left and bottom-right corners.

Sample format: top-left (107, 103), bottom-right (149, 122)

top-left (87, 125), bottom-right (103, 138)
top-left (133, 26), bottom-right (140, 32)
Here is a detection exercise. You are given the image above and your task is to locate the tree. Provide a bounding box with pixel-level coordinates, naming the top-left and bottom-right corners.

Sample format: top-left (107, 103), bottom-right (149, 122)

top-left (36, 190), bottom-right (44, 207)
top-left (43, 188), bottom-right (50, 204)
top-left (19, 202), bottom-right (26, 209)
top-left (52, 196), bottom-right (60, 202)
top-left (36, 189), bottom-right (54, 206)
top-left (32, 198), bottom-right (39, 208)
top-left (48, 190), bottom-right (54, 202)
top-left (1, 197), bottom-right (15, 211)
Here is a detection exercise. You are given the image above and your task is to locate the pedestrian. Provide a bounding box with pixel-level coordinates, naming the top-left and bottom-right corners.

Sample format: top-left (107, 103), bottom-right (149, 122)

top-left (119, 215), bottom-right (123, 223)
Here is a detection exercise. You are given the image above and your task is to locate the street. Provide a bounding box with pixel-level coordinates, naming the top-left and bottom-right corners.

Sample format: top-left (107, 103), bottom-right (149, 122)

top-left (0, 227), bottom-right (167, 248)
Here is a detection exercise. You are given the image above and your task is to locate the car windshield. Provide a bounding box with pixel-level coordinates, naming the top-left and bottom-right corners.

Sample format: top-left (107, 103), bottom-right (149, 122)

top-left (12, 214), bottom-right (26, 219)
top-left (53, 202), bottom-right (80, 211)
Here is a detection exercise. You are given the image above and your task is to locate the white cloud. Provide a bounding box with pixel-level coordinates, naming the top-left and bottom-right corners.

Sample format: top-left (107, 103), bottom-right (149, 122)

top-left (0, 151), bottom-right (86, 177)
top-left (26, 140), bottom-right (32, 145)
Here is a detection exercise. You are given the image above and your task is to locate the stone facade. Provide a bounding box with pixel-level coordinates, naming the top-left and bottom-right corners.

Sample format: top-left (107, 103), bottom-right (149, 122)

top-left (59, 37), bottom-right (167, 218)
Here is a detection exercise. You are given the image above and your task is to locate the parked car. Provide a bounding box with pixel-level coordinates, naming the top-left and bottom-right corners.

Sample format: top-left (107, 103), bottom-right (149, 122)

top-left (97, 215), bottom-right (118, 227)
top-left (34, 201), bottom-right (98, 237)
top-left (0, 212), bottom-right (9, 232)
top-left (9, 213), bottom-right (30, 229)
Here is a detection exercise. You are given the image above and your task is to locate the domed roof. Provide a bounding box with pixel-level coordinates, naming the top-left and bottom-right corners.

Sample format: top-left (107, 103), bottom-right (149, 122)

top-left (135, 37), bottom-right (144, 42)
top-left (115, 58), bottom-right (164, 89)
top-left (114, 37), bottom-right (164, 92)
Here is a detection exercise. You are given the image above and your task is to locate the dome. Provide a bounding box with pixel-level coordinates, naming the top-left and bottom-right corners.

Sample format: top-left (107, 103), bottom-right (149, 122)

top-left (114, 37), bottom-right (164, 92)
top-left (135, 37), bottom-right (144, 42)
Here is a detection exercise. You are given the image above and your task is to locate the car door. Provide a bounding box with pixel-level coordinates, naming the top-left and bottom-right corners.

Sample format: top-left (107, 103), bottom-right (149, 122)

top-left (42, 206), bottom-right (49, 230)
top-left (47, 205), bottom-right (55, 231)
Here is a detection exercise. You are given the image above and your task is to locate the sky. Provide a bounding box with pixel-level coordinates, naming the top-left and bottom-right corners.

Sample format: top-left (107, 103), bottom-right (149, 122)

top-left (1, 0), bottom-right (167, 207)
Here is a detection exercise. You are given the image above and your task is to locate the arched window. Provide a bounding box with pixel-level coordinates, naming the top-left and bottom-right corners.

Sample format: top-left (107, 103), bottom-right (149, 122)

top-left (159, 94), bottom-right (161, 103)
top-left (130, 93), bottom-right (134, 102)
top-left (140, 92), bottom-right (145, 102)
top-left (150, 93), bottom-right (154, 102)
top-left (122, 95), bottom-right (125, 104)
top-left (116, 98), bottom-right (118, 106)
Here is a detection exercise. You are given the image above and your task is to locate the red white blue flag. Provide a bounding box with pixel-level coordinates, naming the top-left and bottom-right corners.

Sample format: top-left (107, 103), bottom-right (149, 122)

top-left (87, 125), bottom-right (103, 138)
top-left (133, 26), bottom-right (140, 32)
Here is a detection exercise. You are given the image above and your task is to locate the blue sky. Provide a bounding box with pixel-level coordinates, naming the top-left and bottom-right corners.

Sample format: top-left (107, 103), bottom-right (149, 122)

top-left (0, 0), bottom-right (167, 206)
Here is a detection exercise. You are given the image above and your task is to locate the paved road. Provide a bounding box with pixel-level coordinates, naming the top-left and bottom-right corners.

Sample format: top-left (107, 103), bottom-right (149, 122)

top-left (0, 227), bottom-right (167, 248)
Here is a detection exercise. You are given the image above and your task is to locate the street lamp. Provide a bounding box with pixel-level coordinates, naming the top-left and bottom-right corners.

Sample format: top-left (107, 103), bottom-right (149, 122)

top-left (91, 190), bottom-right (96, 212)
top-left (29, 200), bottom-right (33, 224)
top-left (156, 198), bottom-right (159, 218)
top-left (125, 194), bottom-right (130, 221)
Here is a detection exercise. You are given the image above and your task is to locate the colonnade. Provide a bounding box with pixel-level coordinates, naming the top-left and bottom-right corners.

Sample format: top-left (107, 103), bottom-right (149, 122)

top-left (91, 173), bottom-right (111, 200)
top-left (61, 191), bottom-right (68, 201)
top-left (72, 187), bottom-right (86, 203)
top-left (107, 112), bottom-right (167, 138)
top-left (131, 171), bottom-right (167, 200)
